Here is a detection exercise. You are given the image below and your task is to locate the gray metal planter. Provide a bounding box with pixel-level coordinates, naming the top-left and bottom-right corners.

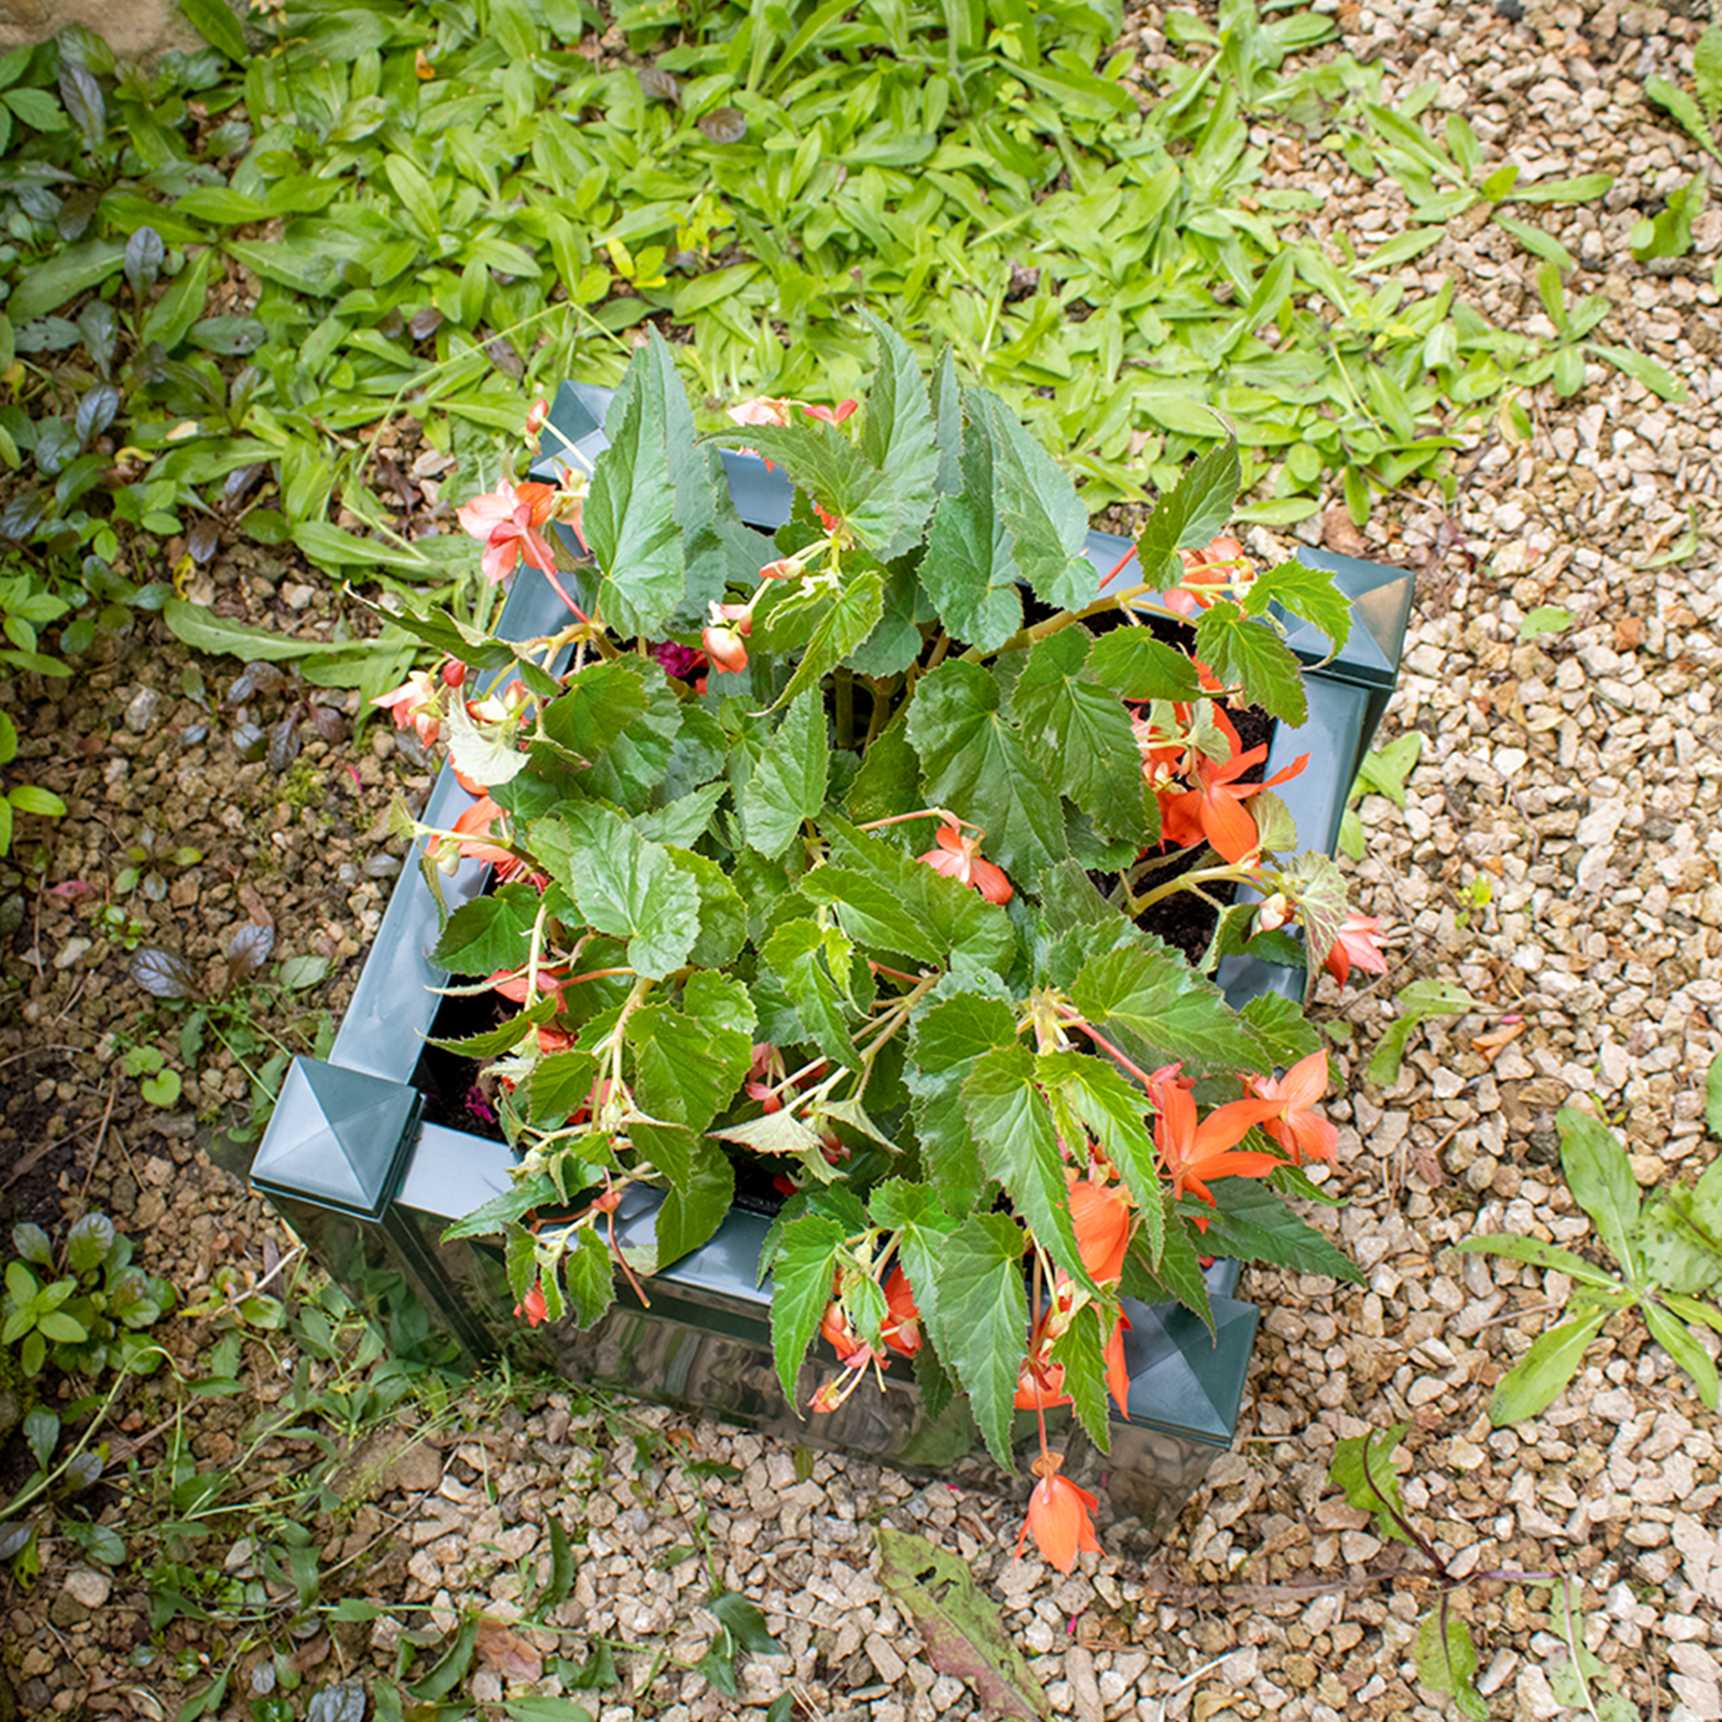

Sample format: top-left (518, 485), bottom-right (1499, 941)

top-left (250, 383), bottom-right (1413, 1545)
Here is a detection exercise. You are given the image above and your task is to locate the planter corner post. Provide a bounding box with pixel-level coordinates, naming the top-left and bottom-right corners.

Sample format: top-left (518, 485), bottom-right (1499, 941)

top-left (249, 1057), bottom-right (483, 1368)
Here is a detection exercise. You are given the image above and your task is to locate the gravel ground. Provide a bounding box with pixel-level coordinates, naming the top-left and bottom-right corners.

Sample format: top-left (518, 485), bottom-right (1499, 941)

top-left (4, 0), bottom-right (1722, 1715)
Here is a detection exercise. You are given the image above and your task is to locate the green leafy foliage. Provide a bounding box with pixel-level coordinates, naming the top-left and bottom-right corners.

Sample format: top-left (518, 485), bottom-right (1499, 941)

top-left (1457, 1099), bottom-right (1722, 1426)
top-left (378, 331), bottom-right (1373, 1492)
top-left (1328, 1422), bottom-right (1412, 1543)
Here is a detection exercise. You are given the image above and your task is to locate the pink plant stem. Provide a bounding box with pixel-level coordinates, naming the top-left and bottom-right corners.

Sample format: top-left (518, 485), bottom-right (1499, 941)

top-left (1056, 1006), bottom-right (1159, 1093)
top-left (1097, 541), bottom-right (1138, 591)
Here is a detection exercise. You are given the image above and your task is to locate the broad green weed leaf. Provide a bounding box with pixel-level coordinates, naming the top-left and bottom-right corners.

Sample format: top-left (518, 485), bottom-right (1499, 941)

top-left (1490, 1306), bottom-right (1608, 1425)
top-left (1557, 1107), bottom-right (1640, 1275)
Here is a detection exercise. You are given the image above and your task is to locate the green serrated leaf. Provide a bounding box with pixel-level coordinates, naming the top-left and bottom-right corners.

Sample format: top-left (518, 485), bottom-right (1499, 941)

top-left (535, 802), bottom-right (699, 980)
top-left (968, 389), bottom-right (1093, 612)
top-left (432, 882), bottom-right (539, 977)
top-left (760, 918), bottom-right (859, 1070)
top-left (584, 334), bottom-right (689, 639)
top-left (1243, 560), bottom-right (1352, 656)
top-left (1194, 1180), bottom-right (1364, 1283)
top-left (740, 693), bottom-right (830, 858)
top-left (776, 570), bottom-right (885, 711)
top-left (854, 312), bottom-right (939, 559)
top-left (962, 1045), bottom-right (1096, 1298)
top-left (1008, 629), bottom-right (1146, 842)
top-left (906, 659), bottom-right (1067, 883)
top-left (1193, 600), bottom-right (1309, 725)
top-left (1034, 1051), bottom-right (1163, 1265)
top-left (768, 1214), bottom-right (847, 1404)
top-left (1136, 439), bottom-right (1239, 582)
top-left (1048, 1302), bottom-right (1113, 1454)
top-left (626, 971), bottom-right (755, 1132)
top-left (1085, 629), bottom-right (1203, 702)
top-left (921, 419), bottom-right (1025, 652)
top-left (917, 1213), bottom-right (1027, 1470)
top-left (1069, 941), bottom-right (1266, 1075)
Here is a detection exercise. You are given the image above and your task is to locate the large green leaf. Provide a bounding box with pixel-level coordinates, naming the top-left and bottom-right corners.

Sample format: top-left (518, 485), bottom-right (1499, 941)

top-left (739, 693), bottom-right (830, 858)
top-left (1035, 1051), bottom-right (1163, 1266)
top-left (1135, 439), bottom-right (1240, 582)
top-left (1244, 560), bottom-right (1352, 656)
top-left (625, 972), bottom-right (755, 1132)
top-left (534, 802), bottom-right (699, 980)
top-left (718, 421), bottom-right (883, 536)
top-left (853, 312), bottom-right (939, 558)
top-left (644, 1138), bottom-right (735, 1272)
top-left (920, 407), bottom-right (1024, 651)
top-left (538, 659), bottom-right (650, 765)
top-left (664, 846), bottom-right (749, 968)
top-left (1195, 1180), bottom-right (1365, 1283)
top-left (775, 569), bottom-right (885, 711)
top-left (179, 0), bottom-right (248, 59)
top-left (905, 986), bottom-right (1019, 1217)
top-left (821, 814), bottom-right (1016, 972)
top-left (967, 389), bottom-right (1093, 612)
top-left (798, 865), bottom-right (942, 965)
top-left (1008, 629), bottom-right (1148, 842)
top-left (431, 882), bottom-right (539, 976)
top-left (583, 334), bottom-right (688, 639)
top-left (759, 918), bottom-right (859, 1069)
top-left (1489, 1306), bottom-right (1608, 1426)
top-left (7, 240), bottom-right (125, 321)
top-left (1069, 942), bottom-right (1266, 1074)
top-left (920, 1213), bottom-right (1028, 1469)
top-left (576, 661), bottom-right (683, 812)
top-left (1048, 1301), bottom-right (1113, 1453)
top-left (961, 1045), bottom-right (1096, 1297)
top-left (769, 1214), bottom-right (848, 1403)
top-left (1086, 629), bottom-right (1203, 701)
top-left (1193, 600), bottom-right (1308, 725)
top-left (561, 1227), bottom-right (617, 1328)
top-left (906, 660), bottom-right (1067, 883)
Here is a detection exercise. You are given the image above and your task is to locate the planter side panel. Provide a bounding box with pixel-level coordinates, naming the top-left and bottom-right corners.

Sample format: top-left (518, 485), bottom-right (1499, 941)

top-left (381, 1122), bottom-right (1246, 1543)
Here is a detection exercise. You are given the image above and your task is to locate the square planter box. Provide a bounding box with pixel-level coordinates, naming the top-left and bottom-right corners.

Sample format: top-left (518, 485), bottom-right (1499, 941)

top-left (250, 383), bottom-right (1413, 1544)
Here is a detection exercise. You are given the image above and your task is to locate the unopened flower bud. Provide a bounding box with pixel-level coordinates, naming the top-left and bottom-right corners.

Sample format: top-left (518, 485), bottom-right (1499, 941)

top-left (759, 557), bottom-right (799, 581)
top-left (524, 397), bottom-right (550, 437)
top-left (441, 659), bottom-right (467, 688)
top-left (702, 623), bottom-right (748, 674)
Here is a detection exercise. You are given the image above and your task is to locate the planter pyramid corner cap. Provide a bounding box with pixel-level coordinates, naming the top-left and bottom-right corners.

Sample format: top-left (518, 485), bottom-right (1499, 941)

top-left (1121, 1294), bottom-right (1260, 1446)
top-left (249, 1057), bottom-right (421, 1221)
top-left (1285, 547), bottom-right (1417, 688)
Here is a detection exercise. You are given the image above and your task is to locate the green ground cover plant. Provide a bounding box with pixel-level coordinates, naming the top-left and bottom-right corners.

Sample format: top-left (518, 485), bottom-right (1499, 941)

top-left (0, 0), bottom-right (1663, 863)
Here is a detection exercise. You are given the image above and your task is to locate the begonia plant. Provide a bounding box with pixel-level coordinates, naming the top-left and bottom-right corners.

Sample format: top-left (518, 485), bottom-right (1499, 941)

top-left (381, 321), bottom-right (1386, 1568)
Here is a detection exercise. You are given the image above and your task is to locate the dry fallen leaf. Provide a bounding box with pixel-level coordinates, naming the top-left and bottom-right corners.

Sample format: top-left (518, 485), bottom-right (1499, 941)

top-left (476, 1618), bottom-right (543, 1683)
top-left (1470, 1022), bottom-right (1526, 1065)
